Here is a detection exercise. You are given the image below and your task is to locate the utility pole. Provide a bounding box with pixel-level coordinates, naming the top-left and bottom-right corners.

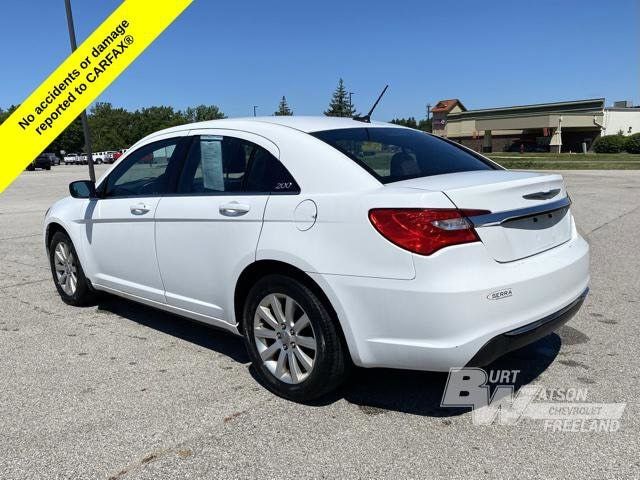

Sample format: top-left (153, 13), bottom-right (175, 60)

top-left (64, 0), bottom-right (95, 184)
top-left (426, 103), bottom-right (432, 121)
top-left (348, 92), bottom-right (354, 110)
top-left (253, 105), bottom-right (258, 117)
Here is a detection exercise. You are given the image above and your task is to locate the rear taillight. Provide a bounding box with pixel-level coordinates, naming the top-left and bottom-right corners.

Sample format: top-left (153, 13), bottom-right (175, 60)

top-left (368, 208), bottom-right (490, 256)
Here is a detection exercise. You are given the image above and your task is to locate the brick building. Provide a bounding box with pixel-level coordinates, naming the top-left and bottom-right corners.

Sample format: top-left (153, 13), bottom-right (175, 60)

top-left (430, 98), bottom-right (640, 153)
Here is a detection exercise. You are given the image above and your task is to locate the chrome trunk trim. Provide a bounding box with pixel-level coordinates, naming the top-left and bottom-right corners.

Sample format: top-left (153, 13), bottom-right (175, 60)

top-left (467, 196), bottom-right (571, 228)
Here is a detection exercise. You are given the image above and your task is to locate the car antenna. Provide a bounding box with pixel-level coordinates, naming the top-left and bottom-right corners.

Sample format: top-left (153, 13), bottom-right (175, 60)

top-left (353, 85), bottom-right (389, 123)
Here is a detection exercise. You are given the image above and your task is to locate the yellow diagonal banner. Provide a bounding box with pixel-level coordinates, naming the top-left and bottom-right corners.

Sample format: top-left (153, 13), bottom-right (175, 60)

top-left (0, 0), bottom-right (193, 193)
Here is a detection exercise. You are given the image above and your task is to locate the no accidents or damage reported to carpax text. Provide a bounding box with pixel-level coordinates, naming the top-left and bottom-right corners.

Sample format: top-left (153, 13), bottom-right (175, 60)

top-left (17, 20), bottom-right (134, 136)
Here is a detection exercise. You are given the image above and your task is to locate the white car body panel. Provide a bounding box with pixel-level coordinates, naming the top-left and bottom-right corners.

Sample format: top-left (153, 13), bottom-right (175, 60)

top-left (155, 194), bottom-right (268, 321)
top-left (89, 196), bottom-right (165, 302)
top-left (153, 128), bottom-right (278, 321)
top-left (44, 116), bottom-right (590, 371)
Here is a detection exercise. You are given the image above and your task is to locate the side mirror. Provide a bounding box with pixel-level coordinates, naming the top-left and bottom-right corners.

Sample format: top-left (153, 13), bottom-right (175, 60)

top-left (69, 180), bottom-right (96, 199)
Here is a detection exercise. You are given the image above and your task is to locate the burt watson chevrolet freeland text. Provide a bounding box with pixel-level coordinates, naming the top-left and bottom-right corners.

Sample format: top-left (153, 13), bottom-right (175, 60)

top-left (18, 20), bottom-right (133, 136)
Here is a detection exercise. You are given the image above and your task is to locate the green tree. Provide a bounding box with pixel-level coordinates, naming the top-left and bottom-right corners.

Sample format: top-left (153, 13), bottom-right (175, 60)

top-left (1, 101), bottom-right (227, 156)
top-left (128, 106), bottom-right (184, 142)
top-left (324, 79), bottom-right (355, 117)
top-left (0, 105), bottom-right (19, 125)
top-left (47, 115), bottom-right (85, 155)
top-left (417, 118), bottom-right (432, 132)
top-left (592, 134), bottom-right (627, 153)
top-left (625, 133), bottom-right (640, 154)
top-left (274, 96), bottom-right (293, 116)
top-left (88, 102), bottom-right (133, 151)
top-left (390, 117), bottom-right (418, 129)
top-left (183, 104), bottom-right (226, 123)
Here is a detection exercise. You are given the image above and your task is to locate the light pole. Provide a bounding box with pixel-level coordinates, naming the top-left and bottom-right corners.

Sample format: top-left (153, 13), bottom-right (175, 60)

top-left (253, 105), bottom-right (258, 117)
top-left (64, 0), bottom-right (95, 184)
top-left (349, 92), bottom-right (354, 111)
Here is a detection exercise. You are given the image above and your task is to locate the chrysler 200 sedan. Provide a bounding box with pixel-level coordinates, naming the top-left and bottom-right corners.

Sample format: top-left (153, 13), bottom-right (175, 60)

top-left (44, 117), bottom-right (589, 401)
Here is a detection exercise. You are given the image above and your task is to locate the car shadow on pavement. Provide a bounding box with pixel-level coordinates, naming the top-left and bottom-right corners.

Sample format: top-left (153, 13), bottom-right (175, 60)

top-left (96, 295), bottom-right (561, 417)
top-left (316, 333), bottom-right (562, 417)
top-left (95, 296), bottom-right (250, 364)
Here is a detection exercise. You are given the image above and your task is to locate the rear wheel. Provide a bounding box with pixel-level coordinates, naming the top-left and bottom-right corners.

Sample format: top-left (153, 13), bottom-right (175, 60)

top-left (49, 231), bottom-right (98, 306)
top-left (242, 274), bottom-right (348, 402)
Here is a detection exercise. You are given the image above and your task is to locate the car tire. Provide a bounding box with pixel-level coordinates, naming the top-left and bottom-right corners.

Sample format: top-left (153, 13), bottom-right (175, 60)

top-left (45, 165), bottom-right (51, 170)
top-left (242, 274), bottom-right (349, 402)
top-left (48, 231), bottom-right (98, 306)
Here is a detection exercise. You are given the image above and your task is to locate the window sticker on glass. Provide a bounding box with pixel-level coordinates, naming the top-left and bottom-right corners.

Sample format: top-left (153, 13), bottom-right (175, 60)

top-left (200, 139), bottom-right (224, 191)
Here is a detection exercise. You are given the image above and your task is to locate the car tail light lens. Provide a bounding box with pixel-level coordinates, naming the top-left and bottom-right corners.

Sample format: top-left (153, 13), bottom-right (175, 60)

top-left (368, 208), bottom-right (490, 256)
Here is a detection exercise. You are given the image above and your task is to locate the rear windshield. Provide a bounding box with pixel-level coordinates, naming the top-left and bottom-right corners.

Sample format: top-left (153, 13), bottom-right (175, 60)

top-left (312, 127), bottom-right (496, 183)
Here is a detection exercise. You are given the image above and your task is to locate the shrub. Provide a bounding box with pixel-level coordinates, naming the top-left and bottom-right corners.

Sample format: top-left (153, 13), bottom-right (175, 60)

top-left (592, 134), bottom-right (627, 153)
top-left (625, 133), bottom-right (640, 154)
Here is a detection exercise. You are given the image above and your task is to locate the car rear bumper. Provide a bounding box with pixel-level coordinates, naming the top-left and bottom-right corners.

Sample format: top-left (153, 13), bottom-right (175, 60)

top-left (466, 287), bottom-right (588, 367)
top-left (311, 229), bottom-right (589, 371)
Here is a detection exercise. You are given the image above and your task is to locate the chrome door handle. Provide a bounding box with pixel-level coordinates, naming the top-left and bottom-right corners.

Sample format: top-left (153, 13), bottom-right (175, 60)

top-left (219, 202), bottom-right (250, 217)
top-left (130, 203), bottom-right (150, 215)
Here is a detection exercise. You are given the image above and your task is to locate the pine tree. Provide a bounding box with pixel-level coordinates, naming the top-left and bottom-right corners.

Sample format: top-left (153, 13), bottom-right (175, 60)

top-left (274, 96), bottom-right (293, 116)
top-left (390, 117), bottom-right (418, 129)
top-left (324, 78), bottom-right (356, 117)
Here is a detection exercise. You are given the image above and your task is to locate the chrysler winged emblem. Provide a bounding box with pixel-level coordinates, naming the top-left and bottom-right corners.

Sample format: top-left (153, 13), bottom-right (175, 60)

top-left (522, 188), bottom-right (561, 200)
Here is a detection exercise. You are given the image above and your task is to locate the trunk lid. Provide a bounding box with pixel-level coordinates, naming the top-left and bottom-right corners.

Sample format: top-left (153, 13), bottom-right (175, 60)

top-left (391, 171), bottom-right (572, 262)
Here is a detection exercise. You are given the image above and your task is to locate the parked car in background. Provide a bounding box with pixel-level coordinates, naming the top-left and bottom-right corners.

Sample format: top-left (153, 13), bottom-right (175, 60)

top-left (63, 153), bottom-right (79, 165)
top-left (112, 148), bottom-right (128, 162)
top-left (26, 153), bottom-right (52, 170)
top-left (44, 117), bottom-right (589, 401)
top-left (43, 152), bottom-right (60, 166)
top-left (94, 151), bottom-right (118, 164)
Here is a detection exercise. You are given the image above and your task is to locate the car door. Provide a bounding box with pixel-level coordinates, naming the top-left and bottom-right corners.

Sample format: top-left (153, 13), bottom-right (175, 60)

top-left (86, 134), bottom-right (189, 302)
top-left (154, 130), bottom-right (297, 323)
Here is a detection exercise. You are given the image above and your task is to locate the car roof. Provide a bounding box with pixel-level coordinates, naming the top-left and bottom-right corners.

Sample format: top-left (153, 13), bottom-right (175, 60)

top-left (150, 116), bottom-right (404, 136)
top-left (245, 116), bottom-right (400, 133)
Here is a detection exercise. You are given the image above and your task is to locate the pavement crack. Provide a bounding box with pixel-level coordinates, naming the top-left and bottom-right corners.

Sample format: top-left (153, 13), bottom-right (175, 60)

top-left (0, 278), bottom-right (49, 290)
top-left (0, 233), bottom-right (41, 241)
top-left (3, 292), bottom-right (63, 318)
top-left (585, 205), bottom-right (640, 237)
top-left (3, 258), bottom-right (49, 270)
top-left (107, 445), bottom-right (192, 479)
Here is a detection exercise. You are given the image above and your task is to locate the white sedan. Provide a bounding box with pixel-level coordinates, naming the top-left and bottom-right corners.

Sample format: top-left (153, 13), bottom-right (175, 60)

top-left (44, 116), bottom-right (589, 401)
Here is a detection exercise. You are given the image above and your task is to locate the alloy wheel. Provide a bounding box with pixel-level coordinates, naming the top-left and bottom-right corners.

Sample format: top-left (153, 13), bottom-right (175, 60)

top-left (53, 242), bottom-right (78, 296)
top-left (253, 293), bottom-right (317, 384)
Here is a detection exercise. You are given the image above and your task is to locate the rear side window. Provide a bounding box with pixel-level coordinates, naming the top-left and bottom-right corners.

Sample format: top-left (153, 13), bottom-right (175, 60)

top-left (179, 136), bottom-right (251, 193)
top-left (245, 147), bottom-right (299, 193)
top-left (178, 135), bottom-right (299, 194)
top-left (312, 127), bottom-right (496, 183)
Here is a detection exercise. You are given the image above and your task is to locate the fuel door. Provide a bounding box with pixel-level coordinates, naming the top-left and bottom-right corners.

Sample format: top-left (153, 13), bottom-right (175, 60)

top-left (294, 199), bottom-right (317, 231)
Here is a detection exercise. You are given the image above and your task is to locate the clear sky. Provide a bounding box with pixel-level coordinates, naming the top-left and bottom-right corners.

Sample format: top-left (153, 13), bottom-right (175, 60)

top-left (0, 0), bottom-right (637, 120)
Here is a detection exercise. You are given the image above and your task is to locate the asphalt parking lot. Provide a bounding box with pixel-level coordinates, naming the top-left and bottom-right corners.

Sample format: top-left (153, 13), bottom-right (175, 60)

top-left (1, 165), bottom-right (638, 479)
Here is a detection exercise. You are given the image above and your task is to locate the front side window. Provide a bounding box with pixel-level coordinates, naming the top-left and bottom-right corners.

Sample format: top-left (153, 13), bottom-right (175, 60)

top-left (104, 137), bottom-right (186, 197)
top-left (178, 136), bottom-right (299, 194)
top-left (312, 127), bottom-right (496, 183)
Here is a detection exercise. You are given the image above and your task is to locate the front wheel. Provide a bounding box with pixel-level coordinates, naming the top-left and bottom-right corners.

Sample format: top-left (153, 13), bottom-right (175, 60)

top-left (242, 274), bottom-right (349, 402)
top-left (49, 231), bottom-right (98, 306)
